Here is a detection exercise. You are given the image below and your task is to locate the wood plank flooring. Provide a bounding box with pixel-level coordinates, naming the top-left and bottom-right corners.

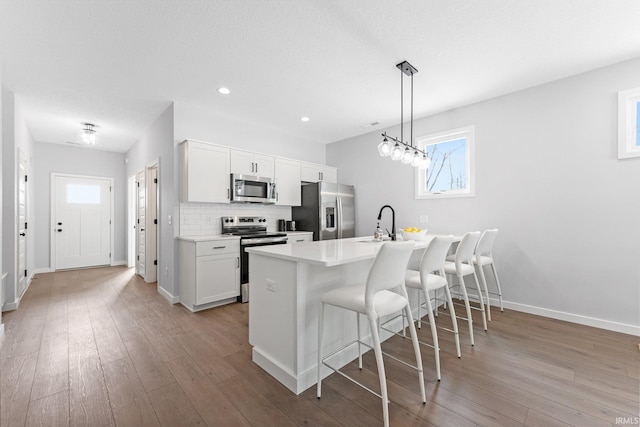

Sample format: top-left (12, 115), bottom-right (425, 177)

top-left (1, 266), bottom-right (638, 426)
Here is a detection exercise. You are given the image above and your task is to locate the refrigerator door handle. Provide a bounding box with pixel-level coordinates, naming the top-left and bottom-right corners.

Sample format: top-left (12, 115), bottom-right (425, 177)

top-left (336, 196), bottom-right (342, 239)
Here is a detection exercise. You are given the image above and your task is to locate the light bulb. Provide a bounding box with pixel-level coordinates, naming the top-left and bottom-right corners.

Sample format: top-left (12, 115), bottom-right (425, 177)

top-left (420, 154), bottom-right (431, 169)
top-left (377, 138), bottom-right (391, 157)
top-left (401, 147), bottom-right (413, 164)
top-left (391, 143), bottom-right (403, 160)
top-left (411, 150), bottom-right (421, 167)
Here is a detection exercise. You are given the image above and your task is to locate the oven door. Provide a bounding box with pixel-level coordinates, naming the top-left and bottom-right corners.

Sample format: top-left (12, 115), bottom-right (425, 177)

top-left (240, 238), bottom-right (288, 285)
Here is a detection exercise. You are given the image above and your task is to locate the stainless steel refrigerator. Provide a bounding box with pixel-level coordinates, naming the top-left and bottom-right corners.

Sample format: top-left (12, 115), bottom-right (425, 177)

top-left (292, 182), bottom-right (355, 241)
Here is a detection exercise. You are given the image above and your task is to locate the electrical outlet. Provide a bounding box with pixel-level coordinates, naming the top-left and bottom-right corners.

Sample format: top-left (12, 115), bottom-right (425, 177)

top-left (164, 267), bottom-right (169, 277)
top-left (168, 215), bottom-right (172, 225)
top-left (266, 279), bottom-right (277, 293)
top-left (420, 215), bottom-right (429, 224)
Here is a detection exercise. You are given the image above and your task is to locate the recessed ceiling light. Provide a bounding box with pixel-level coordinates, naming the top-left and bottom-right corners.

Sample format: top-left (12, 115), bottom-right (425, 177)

top-left (218, 87), bottom-right (231, 95)
top-left (300, 116), bottom-right (310, 122)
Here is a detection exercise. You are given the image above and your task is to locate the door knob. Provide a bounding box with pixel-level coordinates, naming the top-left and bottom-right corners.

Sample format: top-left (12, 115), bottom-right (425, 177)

top-left (57, 222), bottom-right (62, 225)
top-left (19, 233), bottom-right (26, 236)
top-left (57, 229), bottom-right (62, 232)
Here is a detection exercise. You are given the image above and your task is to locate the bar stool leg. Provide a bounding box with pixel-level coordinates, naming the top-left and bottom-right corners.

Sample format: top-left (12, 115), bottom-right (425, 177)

top-left (368, 316), bottom-right (390, 427)
top-left (424, 292), bottom-right (441, 381)
top-left (471, 270), bottom-right (488, 331)
top-left (357, 312), bottom-right (362, 370)
top-left (404, 304), bottom-right (427, 402)
top-left (476, 263), bottom-right (492, 321)
top-left (443, 282), bottom-right (461, 358)
top-left (491, 263), bottom-right (504, 311)
top-left (316, 301), bottom-right (325, 398)
top-left (457, 273), bottom-right (475, 346)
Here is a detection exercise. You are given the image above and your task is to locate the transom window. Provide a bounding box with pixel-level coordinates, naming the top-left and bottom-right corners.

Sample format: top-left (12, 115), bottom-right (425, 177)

top-left (415, 126), bottom-right (475, 199)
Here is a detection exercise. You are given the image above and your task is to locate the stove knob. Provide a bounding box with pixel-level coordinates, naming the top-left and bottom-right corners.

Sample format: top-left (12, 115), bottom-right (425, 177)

top-left (224, 218), bottom-right (229, 223)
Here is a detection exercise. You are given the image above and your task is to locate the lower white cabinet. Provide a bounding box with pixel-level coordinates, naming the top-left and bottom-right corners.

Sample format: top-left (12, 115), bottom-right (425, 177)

top-left (286, 232), bottom-right (313, 243)
top-left (179, 237), bottom-right (240, 311)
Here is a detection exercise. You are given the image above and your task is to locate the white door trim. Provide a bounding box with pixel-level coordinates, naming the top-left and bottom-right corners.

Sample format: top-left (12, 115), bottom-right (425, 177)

top-left (50, 173), bottom-right (115, 271)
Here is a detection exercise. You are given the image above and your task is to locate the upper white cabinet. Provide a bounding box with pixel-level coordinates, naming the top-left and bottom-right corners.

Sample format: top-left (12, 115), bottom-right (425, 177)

top-left (180, 140), bottom-right (230, 203)
top-left (274, 158), bottom-right (301, 206)
top-left (301, 162), bottom-right (337, 183)
top-left (230, 149), bottom-right (274, 179)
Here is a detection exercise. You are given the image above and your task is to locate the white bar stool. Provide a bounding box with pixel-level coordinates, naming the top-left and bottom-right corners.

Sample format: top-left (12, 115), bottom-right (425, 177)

top-left (472, 229), bottom-right (504, 321)
top-left (317, 241), bottom-right (426, 427)
top-left (404, 235), bottom-right (461, 381)
top-left (443, 231), bottom-right (486, 346)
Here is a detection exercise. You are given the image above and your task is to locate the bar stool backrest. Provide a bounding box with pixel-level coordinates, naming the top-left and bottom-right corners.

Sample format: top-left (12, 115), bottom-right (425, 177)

top-left (454, 232), bottom-right (481, 270)
top-left (476, 229), bottom-right (499, 257)
top-left (365, 241), bottom-right (415, 312)
top-left (420, 236), bottom-right (454, 284)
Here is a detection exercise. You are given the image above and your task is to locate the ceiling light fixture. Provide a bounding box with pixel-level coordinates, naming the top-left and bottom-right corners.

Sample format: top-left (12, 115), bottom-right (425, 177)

top-left (81, 122), bottom-right (97, 145)
top-left (300, 116), bottom-right (310, 122)
top-left (217, 87), bottom-right (231, 95)
top-left (378, 61), bottom-right (430, 169)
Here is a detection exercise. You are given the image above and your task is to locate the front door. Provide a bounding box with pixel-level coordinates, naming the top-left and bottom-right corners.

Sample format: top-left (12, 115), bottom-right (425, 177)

top-left (54, 175), bottom-right (112, 270)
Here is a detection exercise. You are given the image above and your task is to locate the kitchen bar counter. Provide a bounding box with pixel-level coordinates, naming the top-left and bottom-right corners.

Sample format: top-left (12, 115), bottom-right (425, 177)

top-left (246, 235), bottom-right (454, 394)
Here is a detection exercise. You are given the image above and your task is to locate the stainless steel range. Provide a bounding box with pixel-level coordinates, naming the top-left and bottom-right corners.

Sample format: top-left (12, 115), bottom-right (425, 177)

top-left (221, 216), bottom-right (288, 302)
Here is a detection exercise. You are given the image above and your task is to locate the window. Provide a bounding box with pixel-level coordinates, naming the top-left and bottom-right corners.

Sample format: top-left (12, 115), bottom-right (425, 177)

top-left (618, 87), bottom-right (640, 159)
top-left (67, 184), bottom-right (101, 204)
top-left (415, 126), bottom-right (475, 198)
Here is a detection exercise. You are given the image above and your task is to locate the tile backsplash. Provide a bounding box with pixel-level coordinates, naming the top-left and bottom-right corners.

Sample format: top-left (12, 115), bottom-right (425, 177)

top-left (180, 203), bottom-right (292, 236)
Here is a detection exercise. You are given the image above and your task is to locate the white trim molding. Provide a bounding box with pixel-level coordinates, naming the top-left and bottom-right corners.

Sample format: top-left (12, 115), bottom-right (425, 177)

top-left (157, 286), bottom-right (179, 304)
top-left (618, 87), bottom-right (640, 159)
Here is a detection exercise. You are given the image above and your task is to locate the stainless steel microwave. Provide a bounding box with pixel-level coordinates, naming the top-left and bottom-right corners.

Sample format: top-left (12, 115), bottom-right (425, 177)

top-left (230, 174), bottom-right (277, 204)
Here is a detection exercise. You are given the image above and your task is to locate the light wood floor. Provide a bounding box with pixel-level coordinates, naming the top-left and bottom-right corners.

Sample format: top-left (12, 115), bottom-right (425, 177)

top-left (1, 266), bottom-right (638, 426)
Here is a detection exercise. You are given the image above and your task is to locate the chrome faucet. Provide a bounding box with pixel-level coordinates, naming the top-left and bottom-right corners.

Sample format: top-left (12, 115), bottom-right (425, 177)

top-left (377, 205), bottom-right (396, 241)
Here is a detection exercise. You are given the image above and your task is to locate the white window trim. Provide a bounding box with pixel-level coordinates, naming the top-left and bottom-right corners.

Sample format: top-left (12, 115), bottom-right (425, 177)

top-left (618, 87), bottom-right (640, 159)
top-left (415, 125), bottom-right (475, 199)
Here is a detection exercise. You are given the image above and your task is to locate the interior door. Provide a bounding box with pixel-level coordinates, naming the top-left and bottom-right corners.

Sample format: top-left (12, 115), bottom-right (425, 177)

top-left (146, 166), bottom-right (158, 282)
top-left (54, 175), bottom-right (111, 270)
top-left (136, 169), bottom-right (146, 278)
top-left (17, 150), bottom-right (27, 296)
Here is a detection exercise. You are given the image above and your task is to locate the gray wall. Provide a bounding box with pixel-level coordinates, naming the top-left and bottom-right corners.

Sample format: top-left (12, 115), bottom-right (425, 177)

top-left (327, 58), bottom-right (640, 331)
top-left (33, 142), bottom-right (127, 269)
top-left (125, 104), bottom-right (176, 298)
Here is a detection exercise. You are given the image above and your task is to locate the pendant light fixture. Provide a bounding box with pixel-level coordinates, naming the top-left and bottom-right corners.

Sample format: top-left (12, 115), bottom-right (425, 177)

top-left (378, 61), bottom-right (430, 169)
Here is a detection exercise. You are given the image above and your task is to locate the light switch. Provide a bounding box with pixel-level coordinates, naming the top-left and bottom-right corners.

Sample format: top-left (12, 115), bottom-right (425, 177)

top-left (168, 215), bottom-right (172, 225)
top-left (266, 279), bottom-right (277, 293)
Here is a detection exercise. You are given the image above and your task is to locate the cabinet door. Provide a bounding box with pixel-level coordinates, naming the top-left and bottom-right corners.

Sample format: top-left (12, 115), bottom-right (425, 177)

top-left (183, 141), bottom-right (230, 203)
top-left (274, 158), bottom-right (301, 206)
top-left (253, 153), bottom-right (274, 179)
top-left (195, 254), bottom-right (239, 304)
top-left (230, 150), bottom-right (255, 175)
top-left (301, 163), bottom-right (337, 183)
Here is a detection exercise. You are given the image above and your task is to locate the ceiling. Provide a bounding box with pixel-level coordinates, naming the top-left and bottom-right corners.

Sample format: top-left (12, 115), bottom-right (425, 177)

top-left (1, 1), bottom-right (640, 153)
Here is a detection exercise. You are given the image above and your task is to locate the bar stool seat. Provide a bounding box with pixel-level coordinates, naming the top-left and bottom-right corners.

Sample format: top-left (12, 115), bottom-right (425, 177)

top-left (321, 286), bottom-right (408, 317)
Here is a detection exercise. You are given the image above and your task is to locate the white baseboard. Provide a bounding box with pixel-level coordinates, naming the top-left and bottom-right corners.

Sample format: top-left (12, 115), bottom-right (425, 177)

top-left (32, 268), bottom-right (52, 275)
top-left (111, 260), bottom-right (127, 266)
top-left (497, 298), bottom-right (640, 337)
top-left (3, 300), bottom-right (19, 311)
top-left (157, 286), bottom-right (179, 304)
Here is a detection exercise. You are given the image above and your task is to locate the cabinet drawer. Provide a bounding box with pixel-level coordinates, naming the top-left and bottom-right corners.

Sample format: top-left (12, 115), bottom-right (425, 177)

top-left (196, 240), bottom-right (239, 256)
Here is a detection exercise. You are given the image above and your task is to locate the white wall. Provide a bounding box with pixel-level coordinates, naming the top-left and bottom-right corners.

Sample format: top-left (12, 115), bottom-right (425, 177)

top-left (173, 102), bottom-right (326, 163)
top-left (327, 58), bottom-right (640, 333)
top-left (125, 104), bottom-right (176, 300)
top-left (33, 142), bottom-right (127, 269)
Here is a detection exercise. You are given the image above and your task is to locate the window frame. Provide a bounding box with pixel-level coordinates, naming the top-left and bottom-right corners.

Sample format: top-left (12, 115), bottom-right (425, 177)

top-left (415, 125), bottom-right (475, 199)
top-left (618, 87), bottom-right (640, 159)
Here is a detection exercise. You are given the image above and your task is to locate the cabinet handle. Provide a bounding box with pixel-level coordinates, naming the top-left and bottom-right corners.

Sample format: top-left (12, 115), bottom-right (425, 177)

top-left (251, 162), bottom-right (255, 173)
top-left (255, 163), bottom-right (258, 173)
top-left (296, 239), bottom-right (304, 242)
top-left (276, 192), bottom-right (279, 202)
top-left (213, 246), bottom-right (226, 249)
top-left (227, 188), bottom-right (230, 199)
top-left (237, 257), bottom-right (240, 268)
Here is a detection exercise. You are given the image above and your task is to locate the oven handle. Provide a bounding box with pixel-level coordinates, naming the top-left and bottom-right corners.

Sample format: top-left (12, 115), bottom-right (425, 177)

top-left (241, 236), bottom-right (288, 245)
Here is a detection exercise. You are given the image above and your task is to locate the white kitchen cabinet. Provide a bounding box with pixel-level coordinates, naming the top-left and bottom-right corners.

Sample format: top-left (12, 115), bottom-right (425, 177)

top-left (286, 232), bottom-right (313, 243)
top-left (300, 162), bottom-right (337, 183)
top-left (180, 140), bottom-right (230, 203)
top-left (230, 149), bottom-right (274, 179)
top-left (178, 237), bottom-right (240, 311)
top-left (274, 158), bottom-right (301, 206)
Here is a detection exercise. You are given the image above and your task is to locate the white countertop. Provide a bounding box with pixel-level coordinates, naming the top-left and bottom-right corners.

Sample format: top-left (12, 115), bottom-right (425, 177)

top-left (245, 235), bottom-right (436, 267)
top-left (177, 234), bottom-right (240, 242)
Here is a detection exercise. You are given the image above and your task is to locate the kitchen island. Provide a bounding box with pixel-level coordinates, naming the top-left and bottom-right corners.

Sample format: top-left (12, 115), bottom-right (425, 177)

top-left (246, 236), bottom-right (433, 394)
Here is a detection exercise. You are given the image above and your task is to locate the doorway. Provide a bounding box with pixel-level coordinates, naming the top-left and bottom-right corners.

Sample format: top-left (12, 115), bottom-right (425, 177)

top-left (51, 174), bottom-right (113, 270)
top-left (17, 149), bottom-right (28, 297)
top-left (134, 161), bottom-right (159, 282)
top-left (127, 175), bottom-right (136, 268)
